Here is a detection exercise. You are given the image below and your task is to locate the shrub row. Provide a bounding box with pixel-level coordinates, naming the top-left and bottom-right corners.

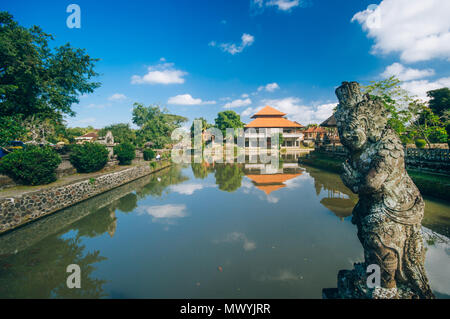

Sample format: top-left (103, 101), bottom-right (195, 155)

top-left (0, 146), bottom-right (62, 185)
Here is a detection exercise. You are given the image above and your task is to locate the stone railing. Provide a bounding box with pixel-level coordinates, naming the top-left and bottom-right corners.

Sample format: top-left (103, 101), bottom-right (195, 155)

top-left (315, 145), bottom-right (450, 174)
top-left (404, 148), bottom-right (450, 173)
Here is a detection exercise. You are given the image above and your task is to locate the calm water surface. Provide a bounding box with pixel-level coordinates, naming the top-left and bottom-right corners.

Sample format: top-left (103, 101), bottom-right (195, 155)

top-left (0, 160), bottom-right (449, 298)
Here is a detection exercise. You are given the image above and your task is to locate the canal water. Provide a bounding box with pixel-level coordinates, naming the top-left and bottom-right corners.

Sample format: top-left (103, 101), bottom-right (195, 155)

top-left (0, 160), bottom-right (448, 298)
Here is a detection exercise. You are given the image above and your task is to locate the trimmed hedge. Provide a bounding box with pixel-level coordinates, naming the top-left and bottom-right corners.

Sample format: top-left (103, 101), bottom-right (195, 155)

top-left (143, 148), bottom-right (156, 161)
top-left (114, 142), bottom-right (136, 165)
top-left (70, 143), bottom-right (109, 173)
top-left (415, 139), bottom-right (426, 149)
top-left (0, 146), bottom-right (61, 185)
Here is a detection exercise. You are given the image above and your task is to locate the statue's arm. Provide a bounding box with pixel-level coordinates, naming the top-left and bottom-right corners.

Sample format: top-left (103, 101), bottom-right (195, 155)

top-left (357, 163), bottom-right (389, 194)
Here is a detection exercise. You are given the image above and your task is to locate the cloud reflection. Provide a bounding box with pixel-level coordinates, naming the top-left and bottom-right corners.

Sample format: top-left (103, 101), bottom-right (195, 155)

top-left (214, 232), bottom-right (256, 251)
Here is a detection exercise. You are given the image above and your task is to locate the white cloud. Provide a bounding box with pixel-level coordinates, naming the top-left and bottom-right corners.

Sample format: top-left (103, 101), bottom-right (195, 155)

top-left (137, 204), bottom-right (187, 222)
top-left (168, 94), bottom-right (216, 105)
top-left (216, 33), bottom-right (255, 55)
top-left (258, 82), bottom-right (280, 92)
top-left (401, 77), bottom-right (450, 101)
top-left (267, 0), bottom-right (300, 11)
top-left (242, 97), bottom-right (336, 125)
top-left (381, 63), bottom-right (435, 81)
top-left (224, 98), bottom-right (252, 108)
top-left (241, 106), bottom-right (263, 117)
top-left (352, 0), bottom-right (450, 62)
top-left (108, 93), bottom-right (127, 101)
top-left (169, 183), bottom-right (205, 195)
top-left (131, 62), bottom-right (187, 85)
top-left (241, 93), bottom-right (249, 98)
top-left (251, 0), bottom-right (301, 12)
top-left (214, 232), bottom-right (256, 251)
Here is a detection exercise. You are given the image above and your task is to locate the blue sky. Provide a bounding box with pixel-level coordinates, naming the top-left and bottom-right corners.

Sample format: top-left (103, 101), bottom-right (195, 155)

top-left (2, 0), bottom-right (450, 128)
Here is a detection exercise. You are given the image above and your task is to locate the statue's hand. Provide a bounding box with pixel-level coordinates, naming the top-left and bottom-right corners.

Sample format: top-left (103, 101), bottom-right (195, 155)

top-left (341, 161), bottom-right (360, 193)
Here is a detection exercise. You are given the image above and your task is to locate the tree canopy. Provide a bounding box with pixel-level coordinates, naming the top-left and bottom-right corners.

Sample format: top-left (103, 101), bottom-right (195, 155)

top-left (0, 12), bottom-right (100, 119)
top-left (98, 123), bottom-right (136, 145)
top-left (214, 110), bottom-right (244, 136)
top-left (363, 76), bottom-right (448, 146)
top-left (132, 103), bottom-right (187, 148)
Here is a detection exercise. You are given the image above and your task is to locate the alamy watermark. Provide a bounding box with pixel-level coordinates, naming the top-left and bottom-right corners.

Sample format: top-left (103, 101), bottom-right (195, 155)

top-left (170, 120), bottom-right (281, 167)
top-left (66, 264), bottom-right (81, 289)
top-left (66, 4), bottom-right (81, 29)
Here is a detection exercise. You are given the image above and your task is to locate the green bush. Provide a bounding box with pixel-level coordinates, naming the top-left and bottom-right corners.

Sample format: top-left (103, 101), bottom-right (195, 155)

top-left (114, 142), bottom-right (136, 165)
top-left (150, 161), bottom-right (158, 169)
top-left (143, 148), bottom-right (156, 161)
top-left (0, 146), bottom-right (61, 185)
top-left (415, 139), bottom-right (427, 149)
top-left (70, 143), bottom-right (109, 173)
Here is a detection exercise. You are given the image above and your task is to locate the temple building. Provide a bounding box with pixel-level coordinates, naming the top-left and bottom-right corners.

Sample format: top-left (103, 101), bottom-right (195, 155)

top-left (244, 106), bottom-right (304, 149)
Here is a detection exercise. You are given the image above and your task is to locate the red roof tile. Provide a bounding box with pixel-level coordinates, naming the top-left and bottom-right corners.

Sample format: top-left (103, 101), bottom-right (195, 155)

top-left (252, 106), bottom-right (287, 118)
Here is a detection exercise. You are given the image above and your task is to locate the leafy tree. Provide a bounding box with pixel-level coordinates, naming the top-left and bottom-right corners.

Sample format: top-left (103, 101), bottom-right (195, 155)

top-left (98, 123), bottom-right (136, 145)
top-left (363, 76), bottom-right (447, 146)
top-left (0, 115), bottom-right (26, 145)
top-left (132, 103), bottom-right (187, 148)
top-left (427, 88), bottom-right (450, 118)
top-left (214, 111), bottom-right (244, 136)
top-left (0, 12), bottom-right (100, 120)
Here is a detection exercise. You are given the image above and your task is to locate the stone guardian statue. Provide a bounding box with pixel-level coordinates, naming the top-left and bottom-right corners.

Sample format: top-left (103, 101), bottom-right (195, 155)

top-left (330, 81), bottom-right (434, 299)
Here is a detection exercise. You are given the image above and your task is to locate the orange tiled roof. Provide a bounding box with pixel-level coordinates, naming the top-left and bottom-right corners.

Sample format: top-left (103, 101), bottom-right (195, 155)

top-left (77, 132), bottom-right (98, 139)
top-left (246, 173), bottom-right (302, 184)
top-left (246, 173), bottom-right (302, 194)
top-left (252, 106), bottom-right (287, 118)
top-left (245, 117), bottom-right (303, 128)
top-left (303, 126), bottom-right (327, 133)
top-left (256, 184), bottom-right (286, 195)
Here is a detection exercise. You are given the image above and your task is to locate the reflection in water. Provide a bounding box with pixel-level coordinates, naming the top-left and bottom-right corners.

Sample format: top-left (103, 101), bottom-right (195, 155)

top-left (304, 166), bottom-right (358, 220)
top-left (0, 160), bottom-right (448, 298)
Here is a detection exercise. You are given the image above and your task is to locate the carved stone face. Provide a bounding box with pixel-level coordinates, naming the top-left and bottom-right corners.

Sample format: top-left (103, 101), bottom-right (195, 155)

top-left (339, 117), bottom-right (367, 151)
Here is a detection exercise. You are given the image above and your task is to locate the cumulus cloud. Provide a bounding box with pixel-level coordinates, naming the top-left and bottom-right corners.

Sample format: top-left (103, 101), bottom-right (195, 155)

top-left (352, 0), bottom-right (450, 62)
top-left (248, 97), bottom-right (336, 125)
top-left (168, 94), bottom-right (216, 105)
top-left (224, 98), bottom-right (252, 109)
top-left (137, 204), bottom-right (187, 224)
top-left (401, 77), bottom-right (450, 101)
top-left (381, 63), bottom-right (435, 81)
top-left (214, 33), bottom-right (255, 55)
top-left (168, 183), bottom-right (216, 195)
top-left (108, 93), bottom-right (127, 101)
top-left (131, 62), bottom-right (187, 85)
top-left (251, 0), bottom-right (303, 12)
top-left (258, 82), bottom-right (280, 92)
top-left (213, 232), bottom-right (256, 251)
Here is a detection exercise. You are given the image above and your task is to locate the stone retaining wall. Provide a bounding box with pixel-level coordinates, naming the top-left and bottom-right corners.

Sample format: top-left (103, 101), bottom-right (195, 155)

top-left (316, 145), bottom-right (450, 174)
top-left (0, 161), bottom-right (170, 234)
top-left (0, 165), bottom-right (171, 255)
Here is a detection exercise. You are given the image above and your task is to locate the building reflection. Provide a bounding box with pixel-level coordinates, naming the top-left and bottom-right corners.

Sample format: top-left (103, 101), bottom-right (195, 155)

top-left (301, 166), bottom-right (358, 220)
